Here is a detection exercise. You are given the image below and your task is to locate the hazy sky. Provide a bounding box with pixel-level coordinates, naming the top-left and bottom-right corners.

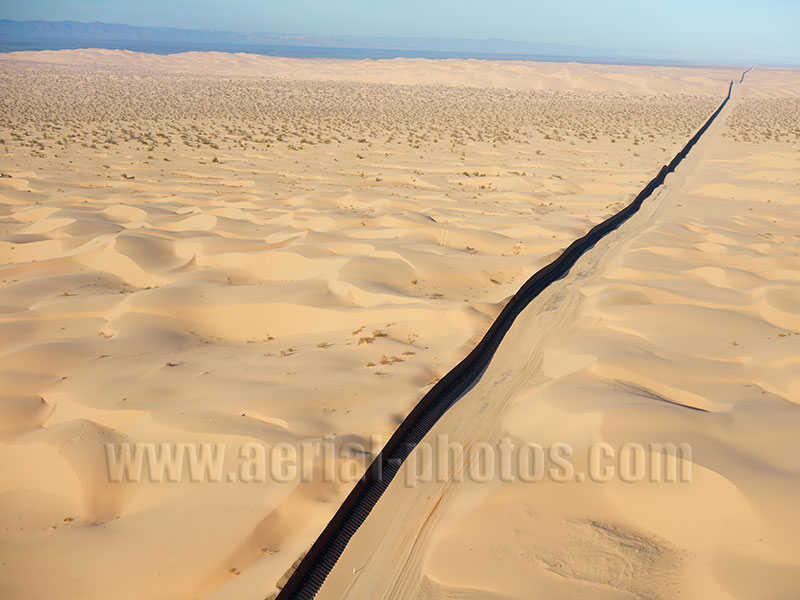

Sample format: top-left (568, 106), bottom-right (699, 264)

top-left (3, 0), bottom-right (799, 62)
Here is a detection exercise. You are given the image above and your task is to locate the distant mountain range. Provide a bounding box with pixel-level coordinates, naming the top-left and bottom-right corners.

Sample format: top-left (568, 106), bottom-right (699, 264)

top-left (0, 18), bottom-right (629, 58)
top-left (1, 19), bottom-right (788, 65)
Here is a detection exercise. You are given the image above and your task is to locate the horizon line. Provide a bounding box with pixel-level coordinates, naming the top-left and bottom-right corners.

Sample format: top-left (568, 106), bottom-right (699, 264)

top-left (1, 17), bottom-right (797, 68)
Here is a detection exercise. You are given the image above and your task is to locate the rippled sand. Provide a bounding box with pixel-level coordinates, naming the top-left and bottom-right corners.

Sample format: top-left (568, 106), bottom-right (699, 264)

top-left (0, 50), bottom-right (780, 600)
top-left (314, 71), bottom-right (800, 600)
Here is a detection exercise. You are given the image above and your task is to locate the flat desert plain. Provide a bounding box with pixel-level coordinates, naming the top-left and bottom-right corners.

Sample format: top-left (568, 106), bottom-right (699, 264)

top-left (0, 50), bottom-right (798, 600)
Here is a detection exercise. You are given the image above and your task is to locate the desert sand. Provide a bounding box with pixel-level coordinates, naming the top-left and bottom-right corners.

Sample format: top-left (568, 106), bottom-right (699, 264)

top-left (315, 71), bottom-right (800, 599)
top-left (0, 50), bottom-right (796, 600)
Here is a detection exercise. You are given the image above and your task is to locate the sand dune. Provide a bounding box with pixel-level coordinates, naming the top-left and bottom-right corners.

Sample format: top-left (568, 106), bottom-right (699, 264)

top-left (315, 73), bottom-right (800, 600)
top-left (3, 48), bottom-right (739, 94)
top-left (0, 50), bottom-right (791, 600)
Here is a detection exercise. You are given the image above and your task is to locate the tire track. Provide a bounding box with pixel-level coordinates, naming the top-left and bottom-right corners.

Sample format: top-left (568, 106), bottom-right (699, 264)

top-left (275, 75), bottom-right (741, 600)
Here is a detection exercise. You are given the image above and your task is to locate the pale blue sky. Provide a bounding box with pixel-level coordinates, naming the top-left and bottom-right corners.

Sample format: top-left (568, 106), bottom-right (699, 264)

top-left (2, 0), bottom-right (798, 62)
